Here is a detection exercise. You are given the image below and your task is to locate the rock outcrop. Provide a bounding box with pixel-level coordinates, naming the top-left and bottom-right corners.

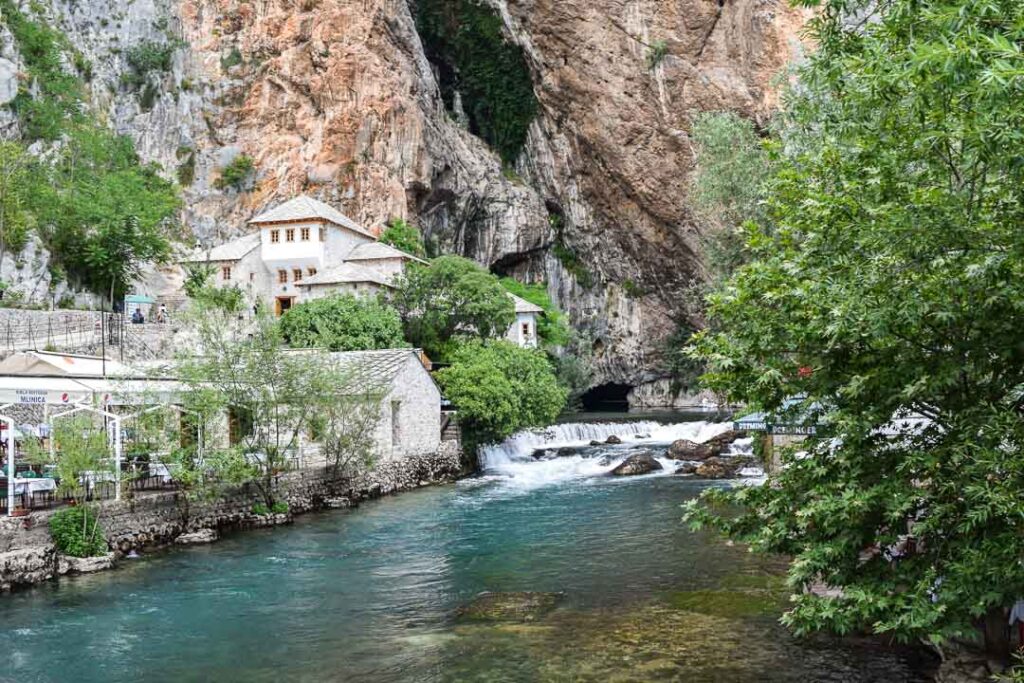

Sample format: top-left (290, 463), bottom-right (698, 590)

top-left (457, 591), bottom-right (564, 622)
top-left (610, 452), bottom-right (663, 476)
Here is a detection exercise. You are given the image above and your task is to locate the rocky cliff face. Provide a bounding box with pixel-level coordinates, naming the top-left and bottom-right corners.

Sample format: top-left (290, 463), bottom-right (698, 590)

top-left (0, 0), bottom-right (806, 402)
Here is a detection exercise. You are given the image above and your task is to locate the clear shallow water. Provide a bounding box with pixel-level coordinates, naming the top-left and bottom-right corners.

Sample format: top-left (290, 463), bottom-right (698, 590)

top-left (0, 422), bottom-right (934, 682)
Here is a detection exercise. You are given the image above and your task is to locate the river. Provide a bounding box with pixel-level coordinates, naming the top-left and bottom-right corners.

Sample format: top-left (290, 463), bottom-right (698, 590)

top-left (0, 417), bottom-right (935, 682)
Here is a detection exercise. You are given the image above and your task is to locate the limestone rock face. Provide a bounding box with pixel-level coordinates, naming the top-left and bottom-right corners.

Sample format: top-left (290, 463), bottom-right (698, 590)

top-left (6, 0), bottom-right (806, 392)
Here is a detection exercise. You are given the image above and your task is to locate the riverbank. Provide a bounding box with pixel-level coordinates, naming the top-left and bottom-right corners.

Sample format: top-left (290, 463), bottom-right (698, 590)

top-left (0, 443), bottom-right (463, 592)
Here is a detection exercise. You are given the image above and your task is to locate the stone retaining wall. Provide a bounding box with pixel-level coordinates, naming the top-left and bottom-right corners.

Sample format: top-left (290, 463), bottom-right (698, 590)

top-left (0, 444), bottom-right (463, 591)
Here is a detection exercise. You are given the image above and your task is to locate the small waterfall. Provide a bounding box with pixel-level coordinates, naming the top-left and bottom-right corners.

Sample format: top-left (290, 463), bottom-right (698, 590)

top-left (480, 420), bottom-right (664, 467)
top-left (473, 419), bottom-right (739, 493)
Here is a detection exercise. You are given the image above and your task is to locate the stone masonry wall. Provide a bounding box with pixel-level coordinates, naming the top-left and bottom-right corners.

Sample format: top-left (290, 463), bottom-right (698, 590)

top-left (0, 444), bottom-right (463, 592)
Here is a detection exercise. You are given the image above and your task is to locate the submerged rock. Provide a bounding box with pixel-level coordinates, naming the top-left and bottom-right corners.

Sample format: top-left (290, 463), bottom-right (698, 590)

top-left (176, 529), bottom-right (219, 545)
top-left (605, 435), bottom-right (623, 445)
top-left (59, 553), bottom-right (115, 575)
top-left (458, 591), bottom-right (564, 623)
top-left (557, 447), bottom-right (577, 456)
top-left (610, 452), bottom-right (663, 476)
top-left (589, 440), bottom-right (603, 446)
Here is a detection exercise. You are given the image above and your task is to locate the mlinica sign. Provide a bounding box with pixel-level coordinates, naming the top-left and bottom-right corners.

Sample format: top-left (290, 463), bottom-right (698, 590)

top-left (16, 389), bottom-right (47, 405)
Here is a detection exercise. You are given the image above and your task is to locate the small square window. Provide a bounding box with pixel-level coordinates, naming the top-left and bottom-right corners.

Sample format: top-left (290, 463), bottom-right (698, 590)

top-left (270, 230), bottom-right (280, 244)
top-left (278, 270), bottom-right (288, 284)
top-left (319, 227), bottom-right (326, 242)
top-left (293, 268), bottom-right (303, 282)
top-left (522, 323), bottom-right (531, 337)
top-left (286, 228), bottom-right (295, 242)
top-left (222, 266), bottom-right (232, 281)
top-left (301, 227), bottom-right (310, 241)
top-left (307, 267), bottom-right (317, 277)
top-left (249, 272), bottom-right (255, 282)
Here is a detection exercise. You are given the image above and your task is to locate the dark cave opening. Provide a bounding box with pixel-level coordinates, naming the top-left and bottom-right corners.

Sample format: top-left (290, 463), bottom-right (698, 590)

top-left (580, 383), bottom-right (633, 412)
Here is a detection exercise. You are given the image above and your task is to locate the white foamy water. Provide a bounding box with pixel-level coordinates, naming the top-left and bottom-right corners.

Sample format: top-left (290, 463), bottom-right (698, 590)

top-left (474, 419), bottom-right (738, 493)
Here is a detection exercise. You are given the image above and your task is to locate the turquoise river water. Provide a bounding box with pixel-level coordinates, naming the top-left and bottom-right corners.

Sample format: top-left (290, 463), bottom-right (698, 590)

top-left (0, 419), bottom-right (935, 682)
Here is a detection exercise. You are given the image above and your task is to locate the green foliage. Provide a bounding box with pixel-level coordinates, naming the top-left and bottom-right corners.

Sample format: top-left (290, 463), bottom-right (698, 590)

top-left (664, 321), bottom-right (703, 397)
top-left (279, 294), bottom-right (408, 352)
top-left (415, 0), bottom-right (537, 163)
top-left (0, 0), bottom-right (82, 141)
top-left (499, 277), bottom-right (570, 348)
top-left (690, 110), bottom-right (774, 285)
top-left (646, 40), bottom-right (668, 70)
top-left (686, 0), bottom-right (1024, 651)
top-left (177, 149), bottom-right (196, 186)
top-left (378, 218), bottom-right (426, 258)
top-left (0, 142), bottom-right (38, 261)
top-left (221, 47), bottom-right (243, 71)
top-left (547, 213), bottom-right (594, 287)
top-left (216, 155), bottom-right (255, 191)
top-left (0, 2), bottom-right (180, 299)
top-left (437, 339), bottom-right (567, 450)
top-left (551, 351), bottom-right (593, 410)
top-left (49, 506), bottom-right (107, 558)
top-left (252, 502), bottom-right (270, 516)
top-left (176, 307), bottom-right (382, 508)
top-left (271, 502), bottom-right (289, 514)
top-left (390, 255), bottom-right (515, 360)
top-left (127, 40), bottom-right (175, 76)
top-left (125, 40), bottom-right (175, 89)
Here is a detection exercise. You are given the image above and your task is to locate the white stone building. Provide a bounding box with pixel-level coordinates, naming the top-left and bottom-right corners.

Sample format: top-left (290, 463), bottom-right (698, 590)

top-left (181, 195), bottom-right (426, 316)
top-left (181, 195), bottom-right (544, 348)
top-left (331, 349), bottom-right (441, 460)
top-left (506, 294), bottom-right (544, 349)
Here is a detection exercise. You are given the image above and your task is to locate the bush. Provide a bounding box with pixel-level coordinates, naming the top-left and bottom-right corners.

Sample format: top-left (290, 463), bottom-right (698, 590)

top-left (271, 502), bottom-right (289, 514)
top-left (49, 506), bottom-right (107, 558)
top-left (378, 218), bottom-right (426, 257)
top-left (436, 339), bottom-right (567, 450)
top-left (216, 155), bottom-right (254, 190)
top-left (279, 294), bottom-right (408, 352)
top-left (252, 502), bottom-right (270, 516)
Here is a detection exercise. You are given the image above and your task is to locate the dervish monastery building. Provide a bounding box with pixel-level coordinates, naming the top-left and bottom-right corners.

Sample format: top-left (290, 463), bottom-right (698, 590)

top-left (182, 196), bottom-right (544, 348)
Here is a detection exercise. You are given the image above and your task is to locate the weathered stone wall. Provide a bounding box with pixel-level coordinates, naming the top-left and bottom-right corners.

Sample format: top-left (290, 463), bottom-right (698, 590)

top-left (0, 444), bottom-right (463, 592)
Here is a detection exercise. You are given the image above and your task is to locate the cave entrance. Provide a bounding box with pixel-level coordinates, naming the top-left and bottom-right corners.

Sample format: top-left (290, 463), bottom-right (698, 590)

top-left (580, 383), bottom-right (633, 412)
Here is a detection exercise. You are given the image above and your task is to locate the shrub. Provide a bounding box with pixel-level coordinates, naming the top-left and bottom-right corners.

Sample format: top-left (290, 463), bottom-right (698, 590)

top-left (49, 506), bottom-right (107, 558)
top-left (378, 218), bottom-right (426, 257)
top-left (216, 154), bottom-right (254, 190)
top-left (436, 339), bottom-right (567, 450)
top-left (279, 294), bottom-right (407, 352)
top-left (252, 502), bottom-right (270, 516)
top-left (647, 39), bottom-right (668, 70)
top-left (270, 502), bottom-right (289, 514)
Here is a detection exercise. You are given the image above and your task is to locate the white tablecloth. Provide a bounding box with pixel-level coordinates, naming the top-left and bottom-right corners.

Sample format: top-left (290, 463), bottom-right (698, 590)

top-left (148, 463), bottom-right (172, 482)
top-left (13, 478), bottom-right (57, 495)
top-left (80, 471), bottom-right (116, 486)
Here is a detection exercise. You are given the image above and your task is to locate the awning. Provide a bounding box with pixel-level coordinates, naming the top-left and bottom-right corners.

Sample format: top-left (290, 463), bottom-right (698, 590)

top-left (0, 376), bottom-right (93, 406)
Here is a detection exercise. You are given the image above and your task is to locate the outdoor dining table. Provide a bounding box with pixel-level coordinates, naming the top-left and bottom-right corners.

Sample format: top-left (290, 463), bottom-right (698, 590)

top-left (12, 477), bottom-right (57, 496)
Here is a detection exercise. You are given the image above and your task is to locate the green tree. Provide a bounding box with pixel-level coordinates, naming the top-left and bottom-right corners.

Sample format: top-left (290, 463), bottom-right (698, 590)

top-left (390, 255), bottom-right (515, 359)
top-left (685, 0), bottom-right (1024, 662)
top-left (83, 214), bottom-right (171, 305)
top-left (499, 277), bottom-right (571, 348)
top-left (0, 142), bottom-right (37, 265)
top-left (176, 306), bottom-right (377, 508)
top-left (437, 340), bottom-right (567, 450)
top-left (689, 110), bottom-right (774, 284)
top-left (279, 294), bottom-right (408, 352)
top-left (379, 218), bottom-right (426, 258)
